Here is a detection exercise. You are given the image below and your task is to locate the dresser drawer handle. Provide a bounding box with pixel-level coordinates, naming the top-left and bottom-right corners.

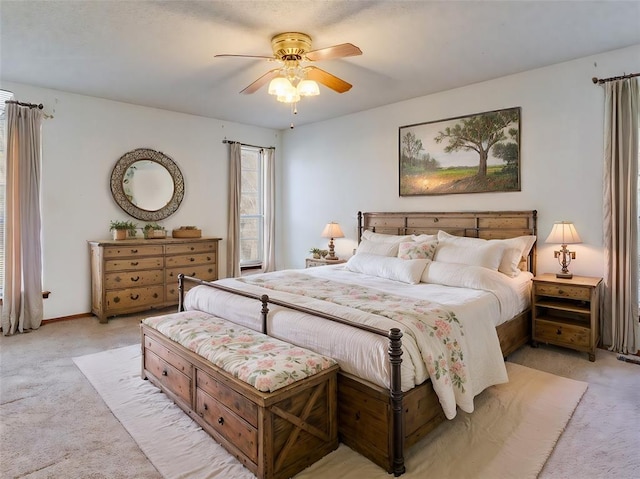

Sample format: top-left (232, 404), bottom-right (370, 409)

top-left (190, 246), bottom-right (195, 251)
top-left (161, 369), bottom-right (167, 376)
top-left (190, 272), bottom-right (196, 277)
top-left (131, 276), bottom-right (140, 282)
top-left (217, 417), bottom-right (224, 425)
top-left (152, 293), bottom-right (158, 299)
top-left (556, 328), bottom-right (563, 335)
top-left (204, 403), bottom-right (208, 411)
top-left (131, 261), bottom-right (139, 266)
top-left (189, 257), bottom-right (195, 262)
top-left (131, 249), bottom-right (138, 254)
top-left (130, 294), bottom-right (140, 300)
top-left (557, 289), bottom-right (564, 295)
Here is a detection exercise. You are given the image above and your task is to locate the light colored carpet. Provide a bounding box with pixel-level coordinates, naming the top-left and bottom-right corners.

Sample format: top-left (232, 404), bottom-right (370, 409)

top-left (74, 344), bottom-right (587, 479)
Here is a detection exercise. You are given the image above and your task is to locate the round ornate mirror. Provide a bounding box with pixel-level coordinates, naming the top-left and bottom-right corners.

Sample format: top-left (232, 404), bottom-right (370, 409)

top-left (110, 148), bottom-right (184, 221)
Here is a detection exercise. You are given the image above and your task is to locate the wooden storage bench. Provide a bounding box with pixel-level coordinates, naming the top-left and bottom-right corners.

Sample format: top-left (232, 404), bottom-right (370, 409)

top-left (140, 311), bottom-right (339, 479)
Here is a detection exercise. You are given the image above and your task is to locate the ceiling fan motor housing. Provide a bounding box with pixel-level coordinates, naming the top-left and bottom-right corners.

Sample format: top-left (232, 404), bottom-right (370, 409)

top-left (271, 32), bottom-right (312, 60)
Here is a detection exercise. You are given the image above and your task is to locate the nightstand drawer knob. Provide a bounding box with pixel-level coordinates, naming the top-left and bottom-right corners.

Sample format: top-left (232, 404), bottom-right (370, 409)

top-left (556, 328), bottom-right (562, 335)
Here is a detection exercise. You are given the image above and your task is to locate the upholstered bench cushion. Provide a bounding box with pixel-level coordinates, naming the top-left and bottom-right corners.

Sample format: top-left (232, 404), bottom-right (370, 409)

top-left (142, 311), bottom-right (337, 392)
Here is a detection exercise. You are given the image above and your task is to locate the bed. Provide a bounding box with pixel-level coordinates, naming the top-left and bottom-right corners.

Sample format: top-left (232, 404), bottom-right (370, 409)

top-left (176, 210), bottom-right (537, 476)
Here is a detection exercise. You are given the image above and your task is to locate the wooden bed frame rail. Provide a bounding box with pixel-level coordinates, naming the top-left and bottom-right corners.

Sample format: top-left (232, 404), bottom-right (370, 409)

top-left (178, 273), bottom-right (408, 476)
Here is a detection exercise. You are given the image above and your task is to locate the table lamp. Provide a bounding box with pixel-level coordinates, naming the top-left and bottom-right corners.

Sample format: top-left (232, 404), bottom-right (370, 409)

top-left (545, 221), bottom-right (582, 279)
top-left (321, 222), bottom-right (345, 260)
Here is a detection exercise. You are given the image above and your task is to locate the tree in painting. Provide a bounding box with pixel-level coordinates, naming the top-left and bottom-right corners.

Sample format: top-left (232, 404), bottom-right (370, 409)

top-left (434, 108), bottom-right (519, 178)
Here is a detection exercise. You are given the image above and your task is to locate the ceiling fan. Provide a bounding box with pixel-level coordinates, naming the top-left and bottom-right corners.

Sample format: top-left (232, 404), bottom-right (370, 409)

top-left (215, 32), bottom-right (362, 103)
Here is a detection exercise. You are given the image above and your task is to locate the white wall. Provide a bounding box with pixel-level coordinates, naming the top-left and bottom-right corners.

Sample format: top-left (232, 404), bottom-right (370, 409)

top-left (280, 45), bottom-right (640, 279)
top-left (2, 44), bottom-right (638, 319)
top-left (0, 82), bottom-right (281, 319)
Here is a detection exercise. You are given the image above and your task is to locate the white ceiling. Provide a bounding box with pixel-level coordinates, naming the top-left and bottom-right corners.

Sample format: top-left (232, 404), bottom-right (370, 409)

top-left (1, 1), bottom-right (639, 130)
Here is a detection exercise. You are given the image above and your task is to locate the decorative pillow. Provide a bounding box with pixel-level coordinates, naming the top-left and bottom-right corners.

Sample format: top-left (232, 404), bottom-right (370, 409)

top-left (361, 230), bottom-right (412, 243)
top-left (356, 238), bottom-right (401, 257)
top-left (398, 240), bottom-right (438, 260)
top-left (346, 253), bottom-right (429, 284)
top-left (434, 231), bottom-right (506, 271)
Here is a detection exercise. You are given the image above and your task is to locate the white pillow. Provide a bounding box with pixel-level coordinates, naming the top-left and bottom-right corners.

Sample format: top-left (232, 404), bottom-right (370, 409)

top-left (435, 231), bottom-right (506, 271)
top-left (435, 231), bottom-right (536, 276)
top-left (397, 240), bottom-right (438, 260)
top-left (346, 253), bottom-right (429, 284)
top-left (412, 234), bottom-right (437, 243)
top-left (356, 239), bottom-right (400, 257)
top-left (361, 230), bottom-right (412, 243)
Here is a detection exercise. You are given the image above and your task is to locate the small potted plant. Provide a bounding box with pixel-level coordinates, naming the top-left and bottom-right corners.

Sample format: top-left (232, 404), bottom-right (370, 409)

top-left (309, 247), bottom-right (322, 259)
top-left (319, 250), bottom-right (329, 258)
top-left (110, 220), bottom-right (138, 240)
top-left (143, 222), bottom-right (166, 239)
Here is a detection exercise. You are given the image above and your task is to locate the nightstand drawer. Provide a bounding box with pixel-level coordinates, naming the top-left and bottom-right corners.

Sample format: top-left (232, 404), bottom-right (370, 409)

top-left (535, 283), bottom-right (591, 301)
top-left (534, 320), bottom-right (590, 348)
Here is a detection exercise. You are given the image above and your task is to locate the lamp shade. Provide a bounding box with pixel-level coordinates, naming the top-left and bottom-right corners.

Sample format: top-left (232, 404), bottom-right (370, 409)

top-left (268, 77), bottom-right (293, 96)
top-left (297, 79), bottom-right (320, 96)
top-left (545, 221), bottom-right (582, 244)
top-left (321, 222), bottom-right (345, 239)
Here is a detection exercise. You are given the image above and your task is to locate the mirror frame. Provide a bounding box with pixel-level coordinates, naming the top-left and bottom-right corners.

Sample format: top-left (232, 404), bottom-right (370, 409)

top-left (110, 148), bottom-right (184, 221)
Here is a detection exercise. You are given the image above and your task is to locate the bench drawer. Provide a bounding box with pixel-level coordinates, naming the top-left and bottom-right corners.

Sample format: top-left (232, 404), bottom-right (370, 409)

top-left (144, 335), bottom-right (193, 376)
top-left (196, 369), bottom-right (258, 427)
top-left (144, 349), bottom-right (192, 404)
top-left (196, 388), bottom-right (258, 463)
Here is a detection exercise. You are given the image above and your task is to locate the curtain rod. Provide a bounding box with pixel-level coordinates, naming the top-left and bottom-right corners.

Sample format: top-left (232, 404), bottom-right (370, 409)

top-left (5, 100), bottom-right (44, 109)
top-left (592, 72), bottom-right (640, 84)
top-left (222, 139), bottom-right (275, 150)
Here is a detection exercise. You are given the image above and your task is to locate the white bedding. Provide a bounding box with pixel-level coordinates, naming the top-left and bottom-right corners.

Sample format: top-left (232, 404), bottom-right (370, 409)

top-left (183, 263), bottom-right (532, 419)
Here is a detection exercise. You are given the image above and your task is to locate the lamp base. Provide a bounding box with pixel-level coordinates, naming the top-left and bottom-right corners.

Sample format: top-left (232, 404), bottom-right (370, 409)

top-left (556, 271), bottom-right (573, 279)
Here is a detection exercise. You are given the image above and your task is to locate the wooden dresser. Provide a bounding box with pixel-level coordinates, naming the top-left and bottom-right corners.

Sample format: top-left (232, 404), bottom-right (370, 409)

top-left (89, 237), bottom-right (221, 323)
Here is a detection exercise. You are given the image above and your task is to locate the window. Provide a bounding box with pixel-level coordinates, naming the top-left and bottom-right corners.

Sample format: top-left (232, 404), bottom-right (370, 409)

top-left (0, 90), bottom-right (13, 295)
top-left (240, 146), bottom-right (264, 268)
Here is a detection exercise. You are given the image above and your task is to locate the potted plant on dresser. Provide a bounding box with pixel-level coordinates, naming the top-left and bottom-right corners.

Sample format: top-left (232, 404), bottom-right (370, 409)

top-left (110, 220), bottom-right (138, 240)
top-left (143, 223), bottom-right (167, 239)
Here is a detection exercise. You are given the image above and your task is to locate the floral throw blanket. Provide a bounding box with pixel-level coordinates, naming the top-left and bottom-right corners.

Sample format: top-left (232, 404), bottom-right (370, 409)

top-left (240, 272), bottom-right (473, 419)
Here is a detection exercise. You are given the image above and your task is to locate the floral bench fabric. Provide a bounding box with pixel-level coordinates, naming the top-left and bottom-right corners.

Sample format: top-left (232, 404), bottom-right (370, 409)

top-left (142, 311), bottom-right (337, 393)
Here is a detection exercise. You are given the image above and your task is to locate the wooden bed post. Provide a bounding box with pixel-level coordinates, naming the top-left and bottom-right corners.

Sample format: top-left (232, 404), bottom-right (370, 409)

top-left (389, 327), bottom-right (405, 477)
top-left (178, 273), bottom-right (185, 312)
top-left (260, 294), bottom-right (269, 334)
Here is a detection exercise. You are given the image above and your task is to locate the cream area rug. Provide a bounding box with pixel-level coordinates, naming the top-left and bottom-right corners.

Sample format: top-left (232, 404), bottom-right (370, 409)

top-left (73, 345), bottom-right (587, 479)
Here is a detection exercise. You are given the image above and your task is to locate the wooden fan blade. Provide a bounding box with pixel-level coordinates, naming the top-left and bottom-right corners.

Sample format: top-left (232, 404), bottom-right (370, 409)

top-left (240, 68), bottom-right (281, 94)
top-left (305, 43), bottom-right (362, 62)
top-left (306, 66), bottom-right (352, 93)
top-left (215, 54), bottom-right (274, 60)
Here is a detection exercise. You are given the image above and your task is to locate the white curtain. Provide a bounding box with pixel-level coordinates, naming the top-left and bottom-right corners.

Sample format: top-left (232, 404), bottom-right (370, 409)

top-left (602, 77), bottom-right (639, 354)
top-left (1, 102), bottom-right (44, 335)
top-left (262, 147), bottom-right (276, 273)
top-left (227, 142), bottom-right (241, 278)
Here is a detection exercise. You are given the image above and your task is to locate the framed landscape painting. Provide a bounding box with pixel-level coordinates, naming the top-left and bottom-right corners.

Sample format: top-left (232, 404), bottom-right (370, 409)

top-left (399, 107), bottom-right (521, 196)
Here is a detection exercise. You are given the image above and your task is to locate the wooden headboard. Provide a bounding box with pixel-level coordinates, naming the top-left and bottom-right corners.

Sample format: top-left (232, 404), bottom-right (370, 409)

top-left (357, 210), bottom-right (537, 274)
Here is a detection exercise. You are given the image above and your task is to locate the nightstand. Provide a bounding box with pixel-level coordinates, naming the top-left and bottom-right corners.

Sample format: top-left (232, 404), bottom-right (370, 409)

top-left (531, 273), bottom-right (602, 361)
top-left (305, 257), bottom-right (347, 268)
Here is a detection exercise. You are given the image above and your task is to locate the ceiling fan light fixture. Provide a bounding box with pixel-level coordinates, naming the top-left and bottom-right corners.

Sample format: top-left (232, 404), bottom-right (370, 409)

top-left (276, 89), bottom-right (301, 104)
top-left (297, 79), bottom-right (320, 97)
top-left (268, 77), bottom-right (293, 96)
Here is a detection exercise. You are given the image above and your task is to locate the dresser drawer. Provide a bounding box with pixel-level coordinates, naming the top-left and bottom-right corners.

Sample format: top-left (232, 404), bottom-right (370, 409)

top-left (535, 283), bottom-right (591, 301)
top-left (104, 269), bottom-right (163, 289)
top-left (104, 245), bottom-right (164, 258)
top-left (534, 320), bottom-right (590, 348)
top-left (166, 242), bottom-right (217, 255)
top-left (166, 263), bottom-right (217, 284)
top-left (166, 252), bottom-right (216, 268)
top-left (166, 282), bottom-right (200, 303)
top-left (196, 388), bottom-right (258, 463)
top-left (145, 349), bottom-right (192, 405)
top-left (144, 335), bottom-right (193, 377)
top-left (196, 369), bottom-right (258, 428)
top-left (105, 257), bottom-right (164, 272)
top-left (105, 285), bottom-right (164, 309)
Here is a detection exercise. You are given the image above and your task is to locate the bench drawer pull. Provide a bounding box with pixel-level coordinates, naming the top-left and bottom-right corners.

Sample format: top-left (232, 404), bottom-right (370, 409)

top-left (162, 370), bottom-right (168, 376)
top-left (218, 417), bottom-right (224, 425)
